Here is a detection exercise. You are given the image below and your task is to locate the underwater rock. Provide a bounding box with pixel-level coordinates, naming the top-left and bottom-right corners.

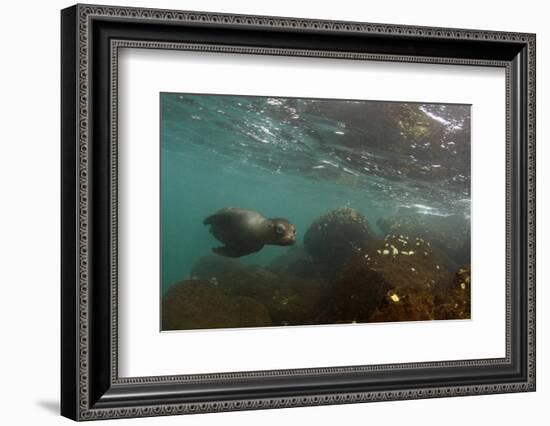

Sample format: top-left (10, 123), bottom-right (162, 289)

top-left (304, 207), bottom-right (374, 278)
top-left (376, 213), bottom-right (470, 270)
top-left (318, 233), bottom-right (452, 324)
top-left (368, 286), bottom-right (436, 323)
top-left (215, 265), bottom-right (279, 300)
top-left (329, 254), bottom-right (389, 323)
top-left (285, 259), bottom-right (323, 280)
top-left (268, 245), bottom-right (323, 280)
top-left (266, 276), bottom-right (327, 326)
top-left (434, 265), bottom-right (471, 320)
top-left (189, 255), bottom-right (244, 280)
top-left (216, 265), bottom-right (327, 326)
top-left (327, 234), bottom-right (449, 324)
top-left (363, 234), bottom-right (452, 294)
top-left (366, 261), bottom-right (469, 324)
top-left (162, 279), bottom-right (271, 330)
top-left (269, 245), bottom-right (308, 269)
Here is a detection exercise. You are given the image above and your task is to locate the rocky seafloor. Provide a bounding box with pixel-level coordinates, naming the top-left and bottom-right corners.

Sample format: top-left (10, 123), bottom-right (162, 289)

top-left (162, 207), bottom-right (471, 331)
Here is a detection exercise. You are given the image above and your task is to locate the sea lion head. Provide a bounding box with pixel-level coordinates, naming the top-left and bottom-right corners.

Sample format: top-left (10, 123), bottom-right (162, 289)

top-left (268, 218), bottom-right (296, 246)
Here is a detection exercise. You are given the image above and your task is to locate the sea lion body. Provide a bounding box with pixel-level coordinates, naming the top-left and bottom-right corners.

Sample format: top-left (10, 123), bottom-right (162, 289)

top-left (203, 207), bottom-right (296, 257)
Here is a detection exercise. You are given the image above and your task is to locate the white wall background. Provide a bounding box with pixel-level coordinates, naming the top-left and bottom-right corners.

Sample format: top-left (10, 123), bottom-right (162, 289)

top-left (0, 0), bottom-right (546, 424)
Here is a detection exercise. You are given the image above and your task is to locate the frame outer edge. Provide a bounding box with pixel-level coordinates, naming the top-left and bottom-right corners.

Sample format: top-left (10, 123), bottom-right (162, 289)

top-left (75, 2), bottom-right (535, 41)
top-left (67, 4), bottom-right (536, 421)
top-left (527, 33), bottom-right (536, 390)
top-left (61, 4), bottom-right (80, 422)
top-left (77, 2), bottom-right (91, 420)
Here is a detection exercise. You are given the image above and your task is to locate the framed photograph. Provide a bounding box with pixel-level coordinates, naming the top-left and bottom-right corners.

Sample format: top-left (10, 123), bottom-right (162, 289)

top-left (61, 4), bottom-right (536, 421)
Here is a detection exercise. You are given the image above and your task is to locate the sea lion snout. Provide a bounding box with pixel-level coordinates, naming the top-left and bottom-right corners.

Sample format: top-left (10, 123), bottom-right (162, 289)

top-left (271, 219), bottom-right (296, 246)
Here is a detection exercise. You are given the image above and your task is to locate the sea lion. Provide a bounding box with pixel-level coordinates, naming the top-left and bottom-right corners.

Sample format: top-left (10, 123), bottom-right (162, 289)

top-left (203, 207), bottom-right (296, 257)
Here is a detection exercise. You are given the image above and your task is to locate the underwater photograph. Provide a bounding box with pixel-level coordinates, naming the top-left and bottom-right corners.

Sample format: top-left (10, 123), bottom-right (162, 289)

top-left (160, 93), bottom-right (471, 331)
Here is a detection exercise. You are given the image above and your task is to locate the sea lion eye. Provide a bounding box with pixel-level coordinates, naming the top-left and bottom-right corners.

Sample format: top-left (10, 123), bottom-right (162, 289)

top-left (275, 224), bottom-right (286, 235)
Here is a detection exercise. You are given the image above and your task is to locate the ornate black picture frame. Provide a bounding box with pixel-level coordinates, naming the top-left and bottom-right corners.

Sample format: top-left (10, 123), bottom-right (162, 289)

top-left (61, 3), bottom-right (536, 421)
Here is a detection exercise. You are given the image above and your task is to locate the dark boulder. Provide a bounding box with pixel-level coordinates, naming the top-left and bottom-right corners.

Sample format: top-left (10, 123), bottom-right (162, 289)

top-left (377, 213), bottom-right (470, 270)
top-left (216, 265), bottom-right (328, 326)
top-left (363, 234), bottom-right (452, 294)
top-left (368, 286), bottom-right (436, 323)
top-left (189, 255), bottom-right (244, 280)
top-left (162, 280), bottom-right (271, 330)
top-left (435, 265), bottom-right (471, 320)
top-left (304, 207), bottom-right (374, 279)
top-left (329, 254), bottom-right (389, 323)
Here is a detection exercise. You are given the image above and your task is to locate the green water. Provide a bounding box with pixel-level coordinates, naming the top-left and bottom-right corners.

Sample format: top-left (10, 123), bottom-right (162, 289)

top-left (160, 93), bottom-right (470, 294)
